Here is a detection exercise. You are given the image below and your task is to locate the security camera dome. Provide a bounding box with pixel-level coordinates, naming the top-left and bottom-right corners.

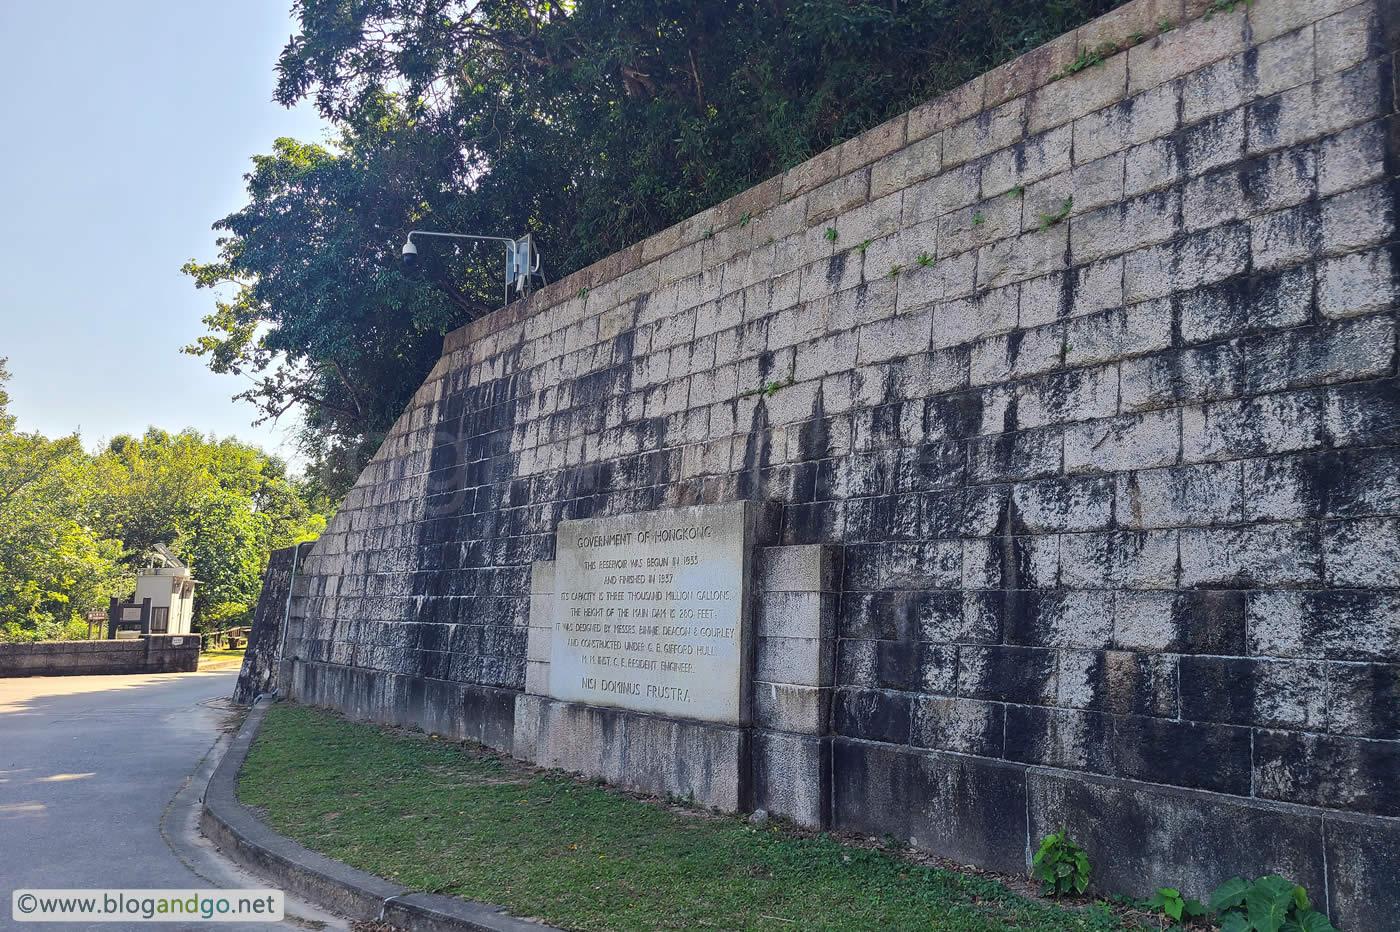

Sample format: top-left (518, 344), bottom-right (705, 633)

top-left (401, 238), bottom-right (418, 265)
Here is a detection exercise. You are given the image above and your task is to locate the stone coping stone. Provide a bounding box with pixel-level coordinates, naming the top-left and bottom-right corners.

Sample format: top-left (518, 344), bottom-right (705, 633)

top-left (200, 699), bottom-right (561, 932)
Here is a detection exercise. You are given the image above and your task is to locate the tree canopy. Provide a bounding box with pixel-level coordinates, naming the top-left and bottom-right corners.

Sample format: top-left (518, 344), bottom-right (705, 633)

top-left (0, 364), bottom-right (124, 639)
top-left (0, 361), bottom-right (325, 642)
top-left (187, 0), bottom-right (1128, 500)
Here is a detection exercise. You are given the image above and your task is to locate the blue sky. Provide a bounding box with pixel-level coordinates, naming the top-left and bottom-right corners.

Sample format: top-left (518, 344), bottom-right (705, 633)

top-left (0, 1), bottom-right (329, 464)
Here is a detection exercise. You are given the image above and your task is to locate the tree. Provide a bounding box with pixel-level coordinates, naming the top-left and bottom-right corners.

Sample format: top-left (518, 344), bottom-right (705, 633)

top-left (0, 359), bottom-right (325, 642)
top-left (0, 359), bottom-right (126, 640)
top-left (91, 429), bottom-right (326, 631)
top-left (189, 0), bottom-right (1129, 499)
top-left (182, 122), bottom-right (477, 497)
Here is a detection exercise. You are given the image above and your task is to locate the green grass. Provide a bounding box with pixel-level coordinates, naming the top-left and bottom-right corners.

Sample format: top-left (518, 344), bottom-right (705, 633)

top-left (240, 705), bottom-right (1143, 932)
top-left (200, 648), bottom-right (246, 661)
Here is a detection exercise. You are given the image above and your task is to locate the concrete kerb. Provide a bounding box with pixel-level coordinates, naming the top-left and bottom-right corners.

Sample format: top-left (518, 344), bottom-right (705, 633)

top-left (199, 699), bottom-right (562, 932)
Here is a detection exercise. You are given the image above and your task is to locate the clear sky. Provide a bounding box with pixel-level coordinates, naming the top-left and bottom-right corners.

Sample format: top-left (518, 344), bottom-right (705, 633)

top-left (0, 1), bottom-right (329, 464)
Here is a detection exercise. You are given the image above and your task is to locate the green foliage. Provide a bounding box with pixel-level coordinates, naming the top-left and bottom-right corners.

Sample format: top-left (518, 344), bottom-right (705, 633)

top-left (1146, 887), bottom-right (1207, 924)
top-left (1070, 42), bottom-right (1116, 73)
top-left (972, 211), bottom-right (986, 225)
top-left (916, 252), bottom-right (936, 267)
top-left (888, 264), bottom-right (902, 278)
top-left (1031, 831), bottom-right (1091, 897)
top-left (204, 601), bottom-right (254, 630)
top-left (739, 363), bottom-right (797, 399)
top-left (1210, 877), bottom-right (1336, 932)
top-left (1037, 196), bottom-right (1074, 231)
top-left (243, 703), bottom-right (1147, 931)
top-left (824, 227), bottom-right (838, 243)
top-left (192, 0), bottom-right (1134, 499)
top-left (0, 360), bottom-right (323, 641)
top-left (1204, 0), bottom-right (1252, 21)
top-left (0, 360), bottom-right (125, 641)
top-left (1007, 184), bottom-right (1026, 198)
top-left (856, 238), bottom-right (873, 254)
top-left (92, 428), bottom-right (325, 630)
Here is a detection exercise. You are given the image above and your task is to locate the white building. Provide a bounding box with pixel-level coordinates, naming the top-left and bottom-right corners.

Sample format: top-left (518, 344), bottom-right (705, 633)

top-left (130, 544), bottom-right (198, 635)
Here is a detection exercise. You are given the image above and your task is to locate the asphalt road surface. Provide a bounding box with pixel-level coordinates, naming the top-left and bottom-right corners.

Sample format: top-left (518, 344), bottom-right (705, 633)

top-left (0, 671), bottom-right (348, 931)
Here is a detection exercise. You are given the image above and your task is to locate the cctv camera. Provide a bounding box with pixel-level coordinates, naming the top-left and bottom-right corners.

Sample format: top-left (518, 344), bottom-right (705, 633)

top-left (401, 238), bottom-right (418, 265)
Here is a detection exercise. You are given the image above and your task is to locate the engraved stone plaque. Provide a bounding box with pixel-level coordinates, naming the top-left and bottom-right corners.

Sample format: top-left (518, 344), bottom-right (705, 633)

top-left (550, 502), bottom-right (755, 724)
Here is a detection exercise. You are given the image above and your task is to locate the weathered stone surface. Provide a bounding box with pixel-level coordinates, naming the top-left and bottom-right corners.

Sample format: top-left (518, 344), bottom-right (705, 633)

top-left (274, 4), bottom-right (1400, 927)
top-left (751, 731), bottom-right (829, 827)
top-left (832, 740), bottom-right (1029, 875)
top-left (550, 502), bottom-right (758, 724)
top-left (1029, 770), bottom-right (1326, 902)
top-left (1, 635), bottom-right (202, 679)
top-left (522, 697), bottom-right (750, 811)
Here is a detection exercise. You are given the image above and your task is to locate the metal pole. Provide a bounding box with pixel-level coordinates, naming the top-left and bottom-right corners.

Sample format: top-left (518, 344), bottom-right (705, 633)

top-left (274, 542), bottom-right (304, 677)
top-left (404, 230), bottom-right (536, 306)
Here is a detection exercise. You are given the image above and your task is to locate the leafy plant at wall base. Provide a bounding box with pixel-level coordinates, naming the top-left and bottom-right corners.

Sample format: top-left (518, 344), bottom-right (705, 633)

top-left (824, 227), bottom-right (838, 243)
top-left (916, 252), bottom-right (936, 267)
top-left (1210, 876), bottom-right (1336, 932)
top-left (1146, 887), bottom-right (1206, 924)
top-left (1031, 832), bottom-right (1090, 897)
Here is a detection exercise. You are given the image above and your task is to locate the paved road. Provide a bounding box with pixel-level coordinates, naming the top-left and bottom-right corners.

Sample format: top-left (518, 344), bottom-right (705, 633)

top-left (0, 671), bottom-right (348, 931)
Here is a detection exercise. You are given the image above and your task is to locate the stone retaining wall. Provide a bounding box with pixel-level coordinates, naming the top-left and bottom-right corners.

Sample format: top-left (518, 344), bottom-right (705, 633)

top-left (279, 0), bottom-right (1400, 926)
top-left (0, 635), bottom-right (202, 677)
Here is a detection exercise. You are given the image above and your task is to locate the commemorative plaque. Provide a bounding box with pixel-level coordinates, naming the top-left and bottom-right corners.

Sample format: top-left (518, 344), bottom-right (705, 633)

top-left (550, 502), bottom-right (753, 724)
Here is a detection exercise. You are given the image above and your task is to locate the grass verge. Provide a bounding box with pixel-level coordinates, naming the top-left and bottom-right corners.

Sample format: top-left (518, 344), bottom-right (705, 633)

top-left (240, 704), bottom-right (1144, 932)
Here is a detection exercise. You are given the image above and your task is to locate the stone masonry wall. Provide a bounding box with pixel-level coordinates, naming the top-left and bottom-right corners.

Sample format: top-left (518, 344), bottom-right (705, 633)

top-left (0, 635), bottom-right (201, 677)
top-left (283, 0), bottom-right (1400, 926)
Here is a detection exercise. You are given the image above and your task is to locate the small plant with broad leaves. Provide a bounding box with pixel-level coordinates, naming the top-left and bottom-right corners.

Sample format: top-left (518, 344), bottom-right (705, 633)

top-left (1146, 887), bottom-right (1207, 926)
top-left (1031, 831), bottom-right (1091, 897)
top-left (1210, 876), bottom-right (1336, 932)
top-left (824, 227), bottom-right (838, 243)
top-left (916, 252), bottom-right (936, 267)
